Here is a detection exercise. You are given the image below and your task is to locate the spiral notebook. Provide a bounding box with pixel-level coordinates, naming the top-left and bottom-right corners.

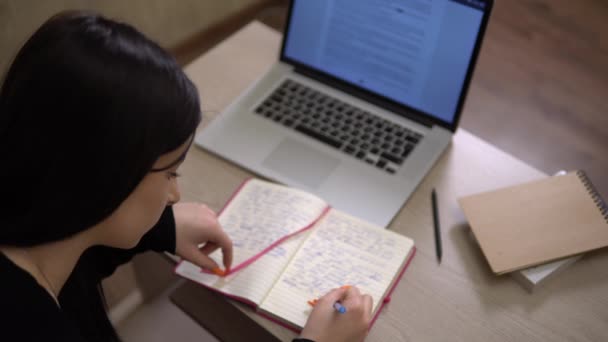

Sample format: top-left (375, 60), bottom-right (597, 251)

top-left (459, 171), bottom-right (608, 275)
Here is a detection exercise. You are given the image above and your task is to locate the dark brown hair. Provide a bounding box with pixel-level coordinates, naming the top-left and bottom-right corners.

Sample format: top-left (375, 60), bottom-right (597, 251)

top-left (0, 11), bottom-right (201, 340)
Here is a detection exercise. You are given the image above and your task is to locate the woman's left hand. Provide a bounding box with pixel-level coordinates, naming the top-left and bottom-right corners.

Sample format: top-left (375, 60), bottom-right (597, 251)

top-left (172, 202), bottom-right (233, 274)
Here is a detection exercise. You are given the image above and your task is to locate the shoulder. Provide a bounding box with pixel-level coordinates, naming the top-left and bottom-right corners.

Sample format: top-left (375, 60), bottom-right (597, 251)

top-left (0, 253), bottom-right (85, 341)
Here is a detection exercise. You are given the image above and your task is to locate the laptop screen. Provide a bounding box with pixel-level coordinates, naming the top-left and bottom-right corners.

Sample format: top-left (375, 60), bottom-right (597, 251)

top-left (282, 0), bottom-right (489, 127)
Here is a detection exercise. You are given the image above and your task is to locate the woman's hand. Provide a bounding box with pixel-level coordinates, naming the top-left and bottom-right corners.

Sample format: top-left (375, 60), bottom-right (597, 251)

top-left (173, 202), bottom-right (233, 274)
top-left (299, 286), bottom-right (373, 342)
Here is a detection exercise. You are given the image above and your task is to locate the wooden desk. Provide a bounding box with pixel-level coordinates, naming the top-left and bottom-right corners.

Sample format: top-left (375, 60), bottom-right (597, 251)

top-left (171, 21), bottom-right (608, 342)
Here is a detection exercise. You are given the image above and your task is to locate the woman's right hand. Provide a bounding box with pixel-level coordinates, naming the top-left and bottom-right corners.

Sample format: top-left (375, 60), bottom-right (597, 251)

top-left (299, 286), bottom-right (373, 342)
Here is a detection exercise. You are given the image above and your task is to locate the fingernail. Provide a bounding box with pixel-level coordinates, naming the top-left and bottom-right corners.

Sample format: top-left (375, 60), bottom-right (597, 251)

top-left (307, 299), bottom-right (319, 307)
top-left (341, 285), bottom-right (352, 289)
top-left (212, 267), bottom-right (226, 276)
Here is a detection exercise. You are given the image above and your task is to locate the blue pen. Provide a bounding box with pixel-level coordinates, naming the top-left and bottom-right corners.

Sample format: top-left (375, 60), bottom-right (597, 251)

top-left (333, 302), bottom-right (347, 314)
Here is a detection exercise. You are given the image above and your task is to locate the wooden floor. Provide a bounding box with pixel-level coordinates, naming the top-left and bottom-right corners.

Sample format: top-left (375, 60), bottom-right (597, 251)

top-left (172, 0), bottom-right (608, 197)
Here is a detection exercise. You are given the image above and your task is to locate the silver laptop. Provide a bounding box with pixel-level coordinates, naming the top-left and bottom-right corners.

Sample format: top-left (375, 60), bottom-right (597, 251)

top-left (196, 0), bottom-right (493, 227)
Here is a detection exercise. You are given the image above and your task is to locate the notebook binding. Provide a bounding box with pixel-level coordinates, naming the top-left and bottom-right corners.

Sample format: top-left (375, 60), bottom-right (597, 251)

top-left (576, 170), bottom-right (608, 222)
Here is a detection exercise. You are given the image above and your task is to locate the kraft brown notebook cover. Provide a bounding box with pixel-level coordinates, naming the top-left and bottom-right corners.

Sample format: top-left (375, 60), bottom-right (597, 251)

top-left (458, 171), bottom-right (608, 275)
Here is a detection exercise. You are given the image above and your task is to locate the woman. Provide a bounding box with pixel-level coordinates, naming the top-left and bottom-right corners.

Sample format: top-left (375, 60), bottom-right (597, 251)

top-left (0, 11), bottom-right (372, 341)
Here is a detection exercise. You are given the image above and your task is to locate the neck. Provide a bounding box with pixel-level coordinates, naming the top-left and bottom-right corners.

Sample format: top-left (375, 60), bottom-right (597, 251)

top-left (2, 235), bottom-right (93, 306)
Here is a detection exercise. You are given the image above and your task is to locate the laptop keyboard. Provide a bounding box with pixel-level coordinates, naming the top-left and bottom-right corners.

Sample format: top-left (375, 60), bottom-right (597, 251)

top-left (253, 79), bottom-right (422, 174)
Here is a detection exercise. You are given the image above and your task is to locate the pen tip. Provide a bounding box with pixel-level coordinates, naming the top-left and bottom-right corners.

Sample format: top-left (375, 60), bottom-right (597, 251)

top-left (212, 267), bottom-right (226, 276)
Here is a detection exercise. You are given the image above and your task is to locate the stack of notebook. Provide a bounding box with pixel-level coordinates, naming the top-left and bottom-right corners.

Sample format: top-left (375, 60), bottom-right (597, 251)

top-left (459, 170), bottom-right (608, 290)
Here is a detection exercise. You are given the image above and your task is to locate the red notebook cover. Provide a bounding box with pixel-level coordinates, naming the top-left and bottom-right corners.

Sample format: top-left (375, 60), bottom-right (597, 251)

top-left (174, 178), bottom-right (416, 332)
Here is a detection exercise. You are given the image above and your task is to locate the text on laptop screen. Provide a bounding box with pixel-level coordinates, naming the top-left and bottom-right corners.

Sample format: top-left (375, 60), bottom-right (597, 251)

top-left (284, 0), bottom-right (486, 125)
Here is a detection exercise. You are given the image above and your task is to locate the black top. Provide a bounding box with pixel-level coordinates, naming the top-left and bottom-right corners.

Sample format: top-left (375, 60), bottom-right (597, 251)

top-left (0, 207), bottom-right (316, 342)
top-left (0, 207), bottom-right (176, 341)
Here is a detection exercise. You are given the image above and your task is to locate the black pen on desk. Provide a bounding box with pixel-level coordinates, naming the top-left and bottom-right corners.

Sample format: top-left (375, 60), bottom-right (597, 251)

top-left (431, 188), bottom-right (442, 263)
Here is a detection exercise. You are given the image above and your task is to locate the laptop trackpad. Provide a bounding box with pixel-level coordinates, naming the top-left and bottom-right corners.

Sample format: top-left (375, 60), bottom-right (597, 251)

top-left (262, 138), bottom-right (339, 189)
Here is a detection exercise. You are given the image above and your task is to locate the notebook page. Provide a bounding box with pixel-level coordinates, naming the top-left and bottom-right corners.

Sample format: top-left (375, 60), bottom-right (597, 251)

top-left (175, 230), bottom-right (311, 305)
top-left (208, 179), bottom-right (328, 268)
top-left (259, 210), bottom-right (414, 328)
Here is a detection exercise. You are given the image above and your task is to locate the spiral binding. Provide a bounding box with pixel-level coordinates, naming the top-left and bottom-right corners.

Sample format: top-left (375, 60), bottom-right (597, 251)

top-left (576, 170), bottom-right (608, 222)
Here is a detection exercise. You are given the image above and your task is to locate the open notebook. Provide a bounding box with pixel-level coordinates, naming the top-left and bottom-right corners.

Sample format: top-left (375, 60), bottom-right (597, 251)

top-left (174, 179), bottom-right (416, 331)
